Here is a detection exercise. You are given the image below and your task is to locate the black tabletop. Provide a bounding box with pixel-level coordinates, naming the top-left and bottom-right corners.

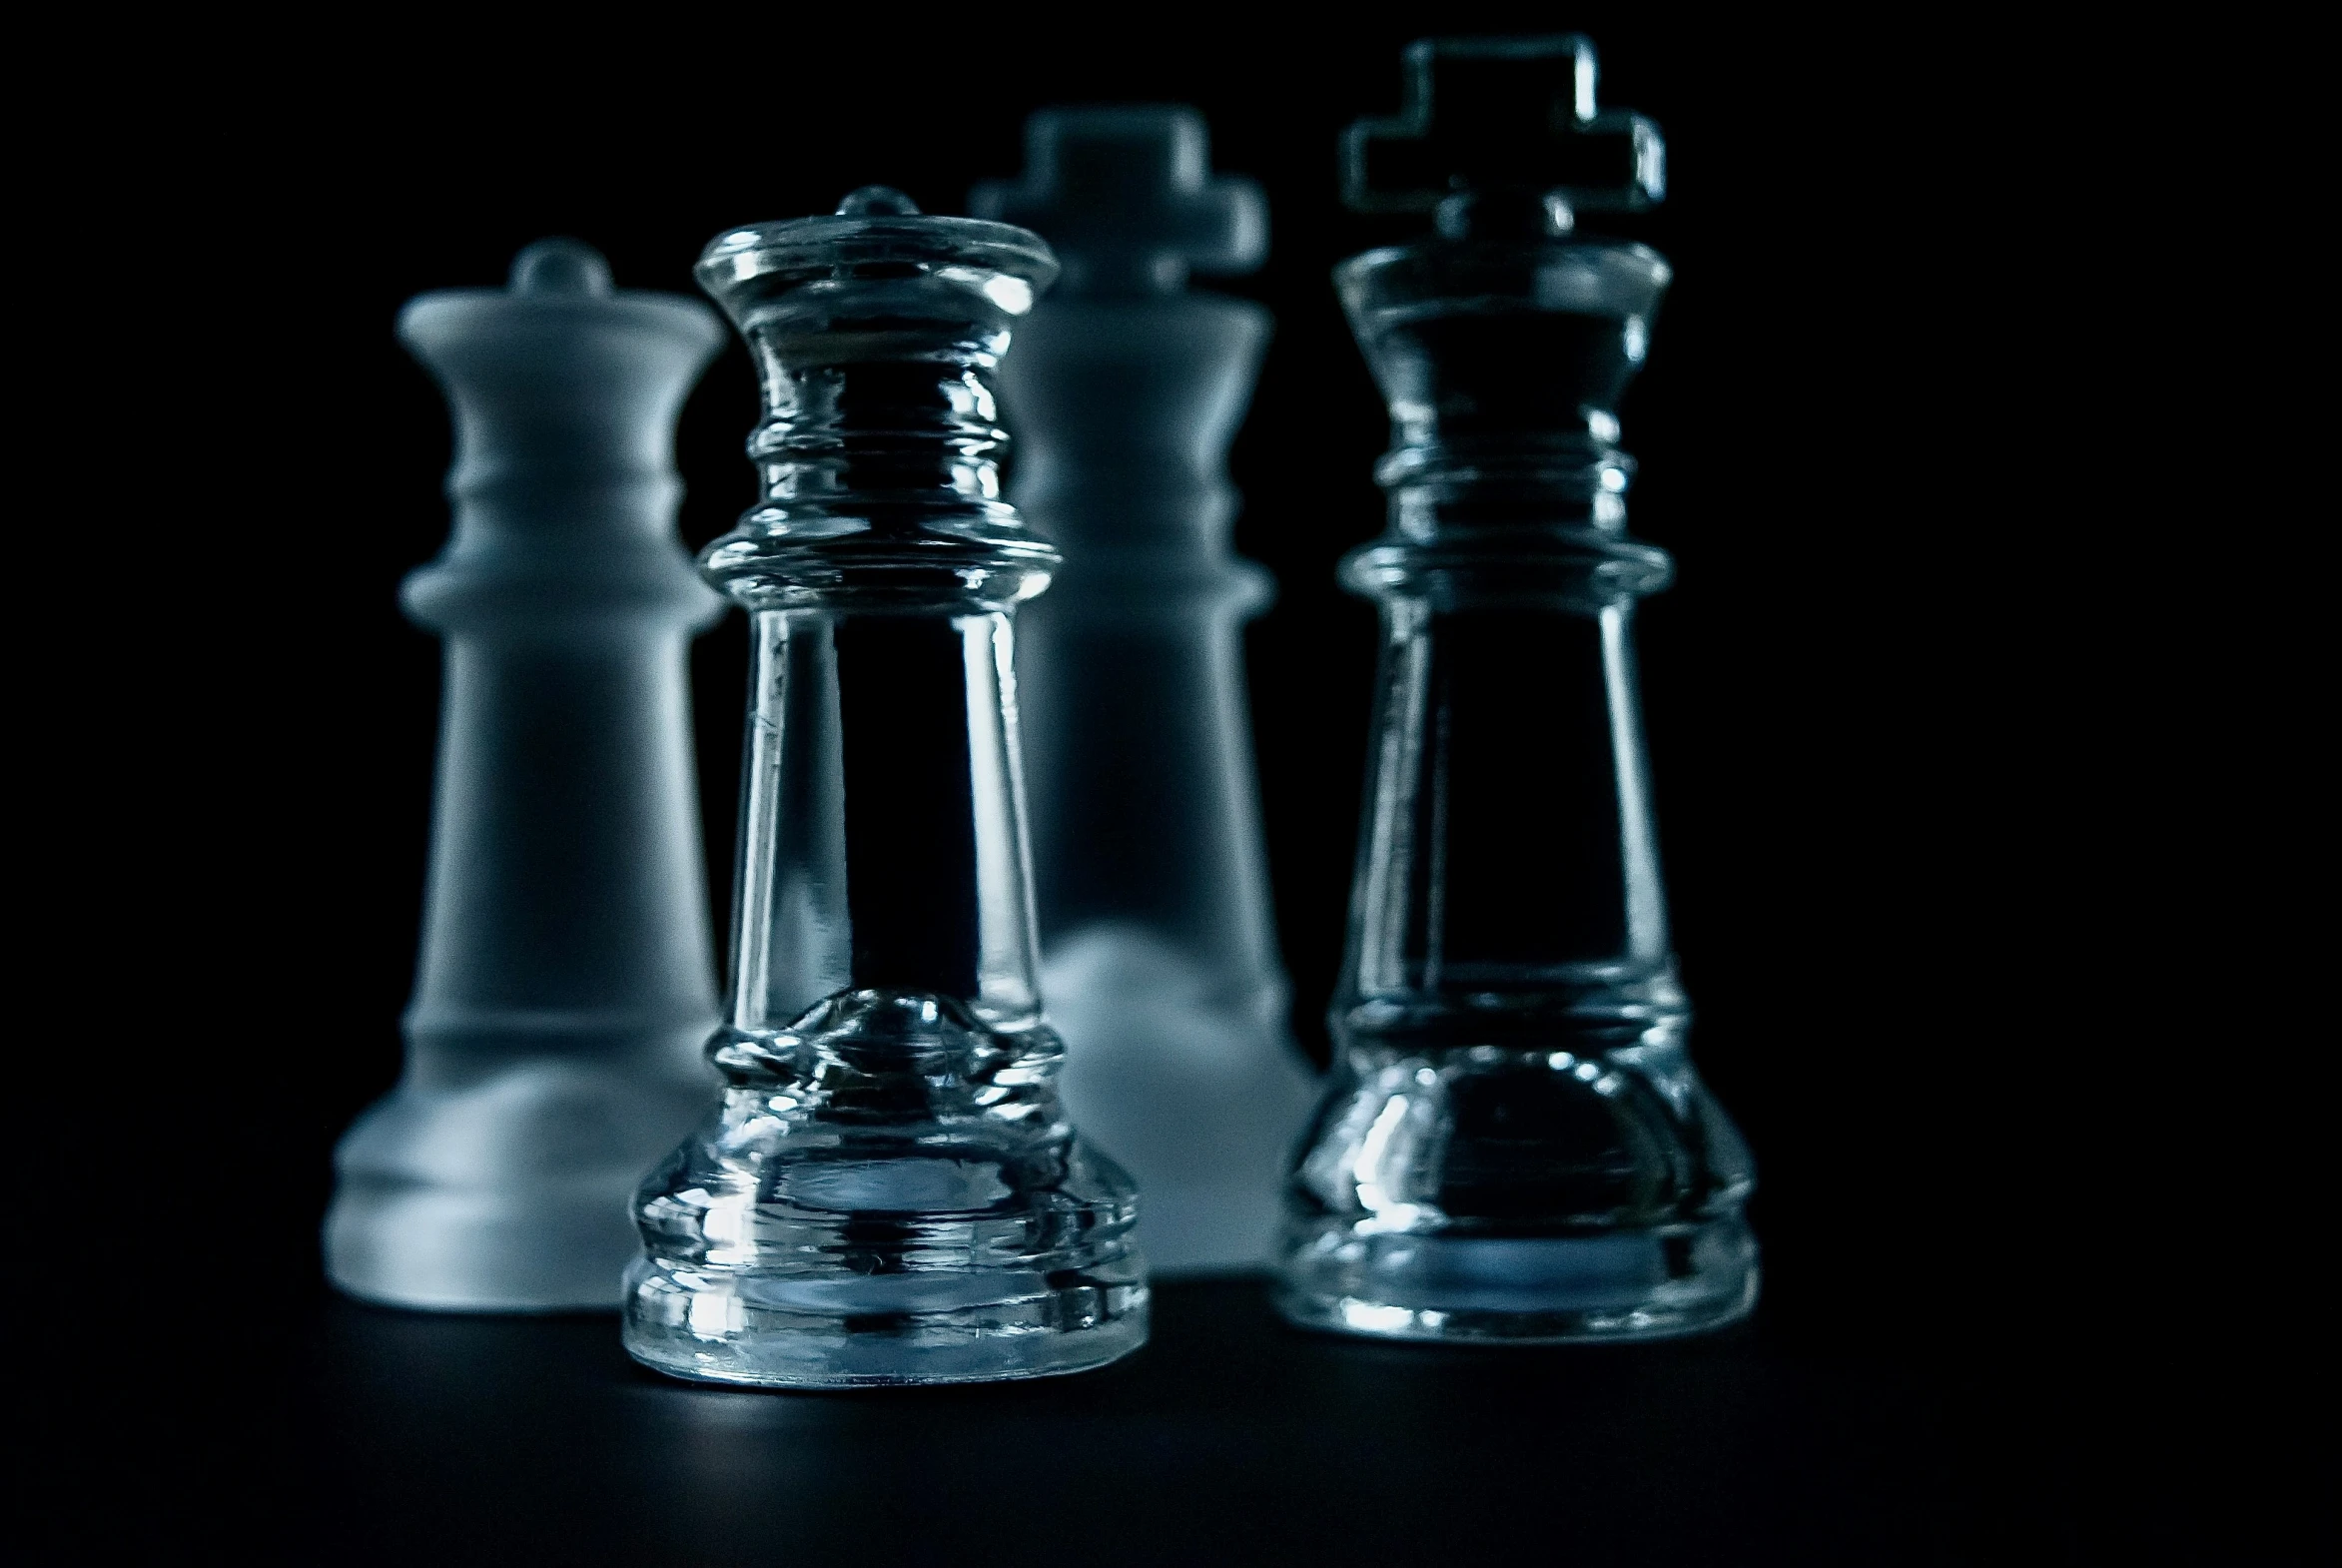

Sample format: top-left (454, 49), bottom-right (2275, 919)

top-left (281, 1278), bottom-right (1961, 1566)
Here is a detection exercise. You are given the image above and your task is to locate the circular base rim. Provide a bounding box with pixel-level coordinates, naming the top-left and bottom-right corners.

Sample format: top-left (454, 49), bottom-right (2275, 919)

top-left (620, 1258), bottom-right (1151, 1390)
top-left (1273, 1214), bottom-right (1759, 1345)
top-left (1271, 1266), bottom-right (1757, 1346)
top-left (621, 1319), bottom-right (1149, 1389)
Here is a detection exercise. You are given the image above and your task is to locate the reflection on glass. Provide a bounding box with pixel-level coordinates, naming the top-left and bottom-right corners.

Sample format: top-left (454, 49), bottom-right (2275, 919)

top-left (622, 189), bottom-right (1147, 1388)
top-left (1276, 38), bottom-right (1758, 1343)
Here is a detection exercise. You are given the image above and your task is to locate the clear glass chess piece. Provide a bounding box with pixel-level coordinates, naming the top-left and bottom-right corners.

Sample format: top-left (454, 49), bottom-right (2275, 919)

top-left (622, 188), bottom-right (1148, 1387)
top-left (327, 240), bottom-right (728, 1311)
top-left (971, 109), bottom-right (1318, 1275)
top-left (1275, 38), bottom-right (1760, 1342)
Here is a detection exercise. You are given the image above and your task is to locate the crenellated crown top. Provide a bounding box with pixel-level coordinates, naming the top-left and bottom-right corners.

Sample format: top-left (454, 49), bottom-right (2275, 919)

top-left (693, 189), bottom-right (1065, 612)
top-left (696, 185), bottom-right (1058, 316)
top-left (970, 108), bottom-right (1264, 297)
top-left (1345, 36), bottom-right (1664, 241)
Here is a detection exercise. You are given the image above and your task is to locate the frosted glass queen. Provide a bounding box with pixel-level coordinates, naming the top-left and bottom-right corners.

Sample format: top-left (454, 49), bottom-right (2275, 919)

top-left (326, 241), bottom-right (725, 1311)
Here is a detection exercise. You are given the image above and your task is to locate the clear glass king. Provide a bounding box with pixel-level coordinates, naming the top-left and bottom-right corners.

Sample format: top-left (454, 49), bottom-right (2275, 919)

top-left (623, 189), bottom-right (1148, 1387)
top-left (1275, 38), bottom-right (1759, 1341)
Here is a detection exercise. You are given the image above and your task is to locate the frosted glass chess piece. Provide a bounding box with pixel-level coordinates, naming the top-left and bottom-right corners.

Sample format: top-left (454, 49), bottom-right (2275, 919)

top-left (326, 240), bottom-right (728, 1310)
top-left (1275, 38), bottom-right (1759, 1341)
top-left (622, 189), bottom-right (1147, 1387)
top-left (971, 108), bottom-right (1317, 1274)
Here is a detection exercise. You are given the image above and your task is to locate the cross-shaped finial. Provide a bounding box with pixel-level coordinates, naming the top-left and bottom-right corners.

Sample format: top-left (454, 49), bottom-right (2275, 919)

top-left (1344, 37), bottom-right (1664, 233)
top-left (971, 107), bottom-right (1265, 297)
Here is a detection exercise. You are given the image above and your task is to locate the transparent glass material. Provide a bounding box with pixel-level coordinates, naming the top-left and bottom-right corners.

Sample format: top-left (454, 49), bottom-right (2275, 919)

top-left (622, 190), bottom-right (1146, 1387)
top-left (1277, 81), bottom-right (1758, 1341)
top-left (974, 109), bottom-right (1317, 1273)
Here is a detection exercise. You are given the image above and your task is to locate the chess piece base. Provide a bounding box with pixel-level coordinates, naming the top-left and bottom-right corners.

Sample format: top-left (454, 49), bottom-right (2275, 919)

top-left (328, 1050), bottom-right (713, 1311)
top-left (622, 1252), bottom-right (1149, 1388)
top-left (1275, 1027), bottom-right (1757, 1342)
top-left (622, 990), bottom-right (1149, 1388)
top-left (1274, 1214), bottom-right (1757, 1344)
top-left (1046, 927), bottom-right (1317, 1276)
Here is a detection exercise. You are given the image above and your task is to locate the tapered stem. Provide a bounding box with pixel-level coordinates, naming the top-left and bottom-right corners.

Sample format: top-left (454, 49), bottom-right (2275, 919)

top-left (728, 610), bottom-right (1041, 1034)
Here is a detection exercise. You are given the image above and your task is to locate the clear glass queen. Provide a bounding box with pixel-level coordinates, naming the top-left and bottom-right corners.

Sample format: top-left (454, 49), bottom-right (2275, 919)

top-left (1275, 39), bottom-right (1759, 1341)
top-left (622, 189), bottom-right (1148, 1386)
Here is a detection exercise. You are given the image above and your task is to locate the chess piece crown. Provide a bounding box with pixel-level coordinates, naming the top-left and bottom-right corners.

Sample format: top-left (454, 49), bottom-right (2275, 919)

top-left (1275, 38), bottom-right (1759, 1343)
top-left (1346, 34), bottom-right (1665, 235)
top-left (972, 106), bottom-right (1263, 296)
top-left (326, 240), bottom-right (727, 1311)
top-left (969, 110), bottom-right (1318, 1274)
top-left (622, 189), bottom-right (1148, 1388)
top-left (971, 109), bottom-right (1271, 562)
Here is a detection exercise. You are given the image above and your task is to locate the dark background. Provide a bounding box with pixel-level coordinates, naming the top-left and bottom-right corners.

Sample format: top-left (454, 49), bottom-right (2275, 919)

top-left (214, 7), bottom-right (2020, 1324)
top-left (51, 6), bottom-right (2293, 1562)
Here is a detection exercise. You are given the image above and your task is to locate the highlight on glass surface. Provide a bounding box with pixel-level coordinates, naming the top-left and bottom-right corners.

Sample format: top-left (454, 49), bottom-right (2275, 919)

top-left (1275, 38), bottom-right (1759, 1343)
top-left (621, 188), bottom-right (1149, 1388)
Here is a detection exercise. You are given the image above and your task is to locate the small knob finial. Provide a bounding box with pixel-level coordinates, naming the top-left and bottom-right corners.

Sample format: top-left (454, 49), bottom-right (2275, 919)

top-left (508, 238), bottom-right (614, 297)
top-left (836, 185), bottom-right (922, 217)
